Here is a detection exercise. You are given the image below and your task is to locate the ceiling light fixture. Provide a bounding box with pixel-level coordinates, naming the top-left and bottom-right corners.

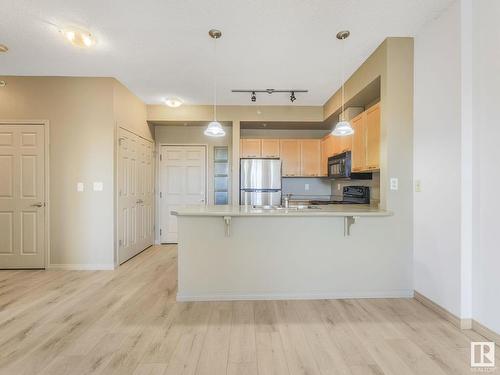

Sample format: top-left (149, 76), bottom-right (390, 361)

top-left (60, 27), bottom-right (96, 48)
top-left (0, 44), bottom-right (8, 53)
top-left (232, 89), bottom-right (307, 103)
top-left (331, 30), bottom-right (354, 137)
top-left (164, 97), bottom-right (184, 108)
top-left (204, 29), bottom-right (225, 137)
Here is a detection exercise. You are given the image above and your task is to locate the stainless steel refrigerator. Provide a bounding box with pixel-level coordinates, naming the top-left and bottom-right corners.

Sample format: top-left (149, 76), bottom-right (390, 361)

top-left (240, 159), bottom-right (282, 206)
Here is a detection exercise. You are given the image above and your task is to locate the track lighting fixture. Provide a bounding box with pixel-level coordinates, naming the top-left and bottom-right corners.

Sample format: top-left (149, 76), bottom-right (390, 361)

top-left (232, 89), bottom-right (307, 103)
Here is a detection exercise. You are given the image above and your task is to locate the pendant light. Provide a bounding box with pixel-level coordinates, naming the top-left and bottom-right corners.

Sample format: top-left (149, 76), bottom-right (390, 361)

top-left (205, 29), bottom-right (226, 137)
top-left (331, 30), bottom-right (354, 137)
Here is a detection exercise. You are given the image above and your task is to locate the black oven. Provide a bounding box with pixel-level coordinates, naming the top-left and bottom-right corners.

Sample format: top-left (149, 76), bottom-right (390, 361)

top-left (327, 152), bottom-right (373, 180)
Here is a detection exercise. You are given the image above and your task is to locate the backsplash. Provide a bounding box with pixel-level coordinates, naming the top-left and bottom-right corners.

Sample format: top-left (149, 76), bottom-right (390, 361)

top-left (282, 178), bottom-right (332, 200)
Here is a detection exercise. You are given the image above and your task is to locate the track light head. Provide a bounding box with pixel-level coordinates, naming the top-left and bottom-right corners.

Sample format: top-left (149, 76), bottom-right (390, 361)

top-left (251, 91), bottom-right (256, 102)
top-left (290, 91), bottom-right (296, 103)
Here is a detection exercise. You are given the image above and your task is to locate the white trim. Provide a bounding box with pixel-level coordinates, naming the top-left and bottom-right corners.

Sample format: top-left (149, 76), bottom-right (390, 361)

top-left (47, 263), bottom-right (116, 271)
top-left (177, 290), bottom-right (414, 302)
top-left (114, 125), bottom-right (156, 267)
top-left (0, 120), bottom-right (50, 269)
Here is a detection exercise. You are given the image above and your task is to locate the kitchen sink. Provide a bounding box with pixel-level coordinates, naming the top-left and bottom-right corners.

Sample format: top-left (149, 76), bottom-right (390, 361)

top-left (252, 205), bottom-right (321, 211)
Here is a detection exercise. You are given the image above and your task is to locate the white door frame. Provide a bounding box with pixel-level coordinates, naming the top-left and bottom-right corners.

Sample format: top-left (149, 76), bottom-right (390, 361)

top-left (0, 120), bottom-right (50, 268)
top-left (156, 143), bottom-right (208, 244)
top-left (115, 125), bottom-right (155, 266)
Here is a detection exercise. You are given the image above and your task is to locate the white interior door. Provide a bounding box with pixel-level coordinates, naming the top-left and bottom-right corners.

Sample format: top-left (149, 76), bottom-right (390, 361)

top-left (160, 145), bottom-right (206, 243)
top-left (117, 128), bottom-right (154, 264)
top-left (0, 124), bottom-right (46, 269)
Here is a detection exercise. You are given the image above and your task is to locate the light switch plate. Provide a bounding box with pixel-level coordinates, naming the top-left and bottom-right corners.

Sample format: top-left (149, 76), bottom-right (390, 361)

top-left (305, 184), bottom-right (310, 191)
top-left (415, 180), bottom-right (421, 192)
top-left (390, 178), bottom-right (399, 191)
top-left (77, 182), bottom-right (84, 192)
top-left (93, 182), bottom-right (103, 191)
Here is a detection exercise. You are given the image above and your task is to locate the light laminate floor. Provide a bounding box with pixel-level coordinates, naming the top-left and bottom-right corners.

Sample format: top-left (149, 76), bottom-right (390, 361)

top-left (0, 245), bottom-right (498, 375)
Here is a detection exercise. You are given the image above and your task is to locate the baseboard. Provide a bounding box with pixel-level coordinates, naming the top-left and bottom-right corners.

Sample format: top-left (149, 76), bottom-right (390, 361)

top-left (472, 320), bottom-right (500, 345)
top-left (414, 290), bottom-right (466, 329)
top-left (177, 290), bottom-right (414, 302)
top-left (47, 263), bottom-right (115, 271)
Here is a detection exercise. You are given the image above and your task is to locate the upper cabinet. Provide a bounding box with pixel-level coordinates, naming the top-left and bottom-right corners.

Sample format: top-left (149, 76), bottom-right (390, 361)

top-left (279, 140), bottom-right (301, 177)
top-left (240, 139), bottom-right (262, 158)
top-left (300, 140), bottom-right (321, 177)
top-left (365, 103), bottom-right (381, 170)
top-left (319, 102), bottom-right (381, 173)
top-left (261, 139), bottom-right (280, 158)
top-left (351, 113), bottom-right (367, 172)
top-left (320, 135), bottom-right (335, 176)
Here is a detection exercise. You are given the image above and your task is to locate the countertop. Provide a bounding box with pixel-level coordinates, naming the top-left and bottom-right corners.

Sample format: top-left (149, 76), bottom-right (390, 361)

top-left (171, 205), bottom-right (392, 217)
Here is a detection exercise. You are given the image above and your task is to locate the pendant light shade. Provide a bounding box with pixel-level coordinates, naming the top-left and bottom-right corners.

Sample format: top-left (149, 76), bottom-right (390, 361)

top-left (205, 29), bottom-right (225, 137)
top-left (332, 30), bottom-right (354, 137)
top-left (204, 121), bottom-right (225, 137)
top-left (331, 120), bottom-right (354, 136)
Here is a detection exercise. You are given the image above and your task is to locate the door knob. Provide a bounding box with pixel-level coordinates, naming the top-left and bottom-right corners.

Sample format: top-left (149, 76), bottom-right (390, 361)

top-left (31, 202), bottom-right (44, 208)
top-left (136, 199), bottom-right (144, 204)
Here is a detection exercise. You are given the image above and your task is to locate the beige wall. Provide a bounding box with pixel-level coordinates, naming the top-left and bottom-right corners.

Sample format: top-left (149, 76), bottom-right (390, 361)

top-left (0, 76), bottom-right (153, 267)
top-left (113, 80), bottom-right (153, 140)
top-left (0, 76), bottom-right (115, 266)
top-left (148, 105), bottom-right (323, 123)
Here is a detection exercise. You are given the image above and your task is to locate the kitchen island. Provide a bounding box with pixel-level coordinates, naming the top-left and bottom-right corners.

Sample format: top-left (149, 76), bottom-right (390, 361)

top-left (172, 205), bottom-right (412, 301)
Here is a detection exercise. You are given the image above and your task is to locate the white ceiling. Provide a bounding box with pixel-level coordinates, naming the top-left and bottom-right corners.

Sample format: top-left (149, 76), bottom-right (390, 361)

top-left (1, 0), bottom-right (453, 106)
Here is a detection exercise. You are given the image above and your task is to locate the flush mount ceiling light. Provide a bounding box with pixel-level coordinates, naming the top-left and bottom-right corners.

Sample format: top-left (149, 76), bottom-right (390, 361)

top-left (60, 27), bottom-right (96, 48)
top-left (204, 29), bottom-right (225, 137)
top-left (232, 89), bottom-right (308, 103)
top-left (164, 97), bottom-right (183, 108)
top-left (0, 44), bottom-right (8, 53)
top-left (331, 30), bottom-right (354, 137)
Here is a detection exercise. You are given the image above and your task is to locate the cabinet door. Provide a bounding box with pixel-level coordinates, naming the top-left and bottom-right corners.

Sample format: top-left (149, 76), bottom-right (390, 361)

top-left (339, 133), bottom-right (352, 153)
top-left (261, 139), bottom-right (280, 158)
top-left (351, 113), bottom-right (366, 172)
top-left (300, 140), bottom-right (321, 177)
top-left (279, 140), bottom-right (301, 176)
top-left (240, 139), bottom-right (262, 158)
top-left (320, 135), bottom-right (334, 176)
top-left (365, 103), bottom-right (381, 170)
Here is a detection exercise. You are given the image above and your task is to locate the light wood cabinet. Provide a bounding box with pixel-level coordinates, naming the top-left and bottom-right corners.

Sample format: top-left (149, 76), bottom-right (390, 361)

top-left (339, 133), bottom-right (352, 154)
top-left (279, 140), bottom-right (301, 176)
top-left (351, 113), bottom-right (366, 172)
top-left (240, 139), bottom-right (262, 158)
top-left (300, 140), bottom-right (321, 176)
top-left (365, 103), bottom-right (380, 170)
top-left (348, 102), bottom-right (381, 172)
top-left (261, 139), bottom-right (280, 158)
top-left (320, 135), bottom-right (335, 176)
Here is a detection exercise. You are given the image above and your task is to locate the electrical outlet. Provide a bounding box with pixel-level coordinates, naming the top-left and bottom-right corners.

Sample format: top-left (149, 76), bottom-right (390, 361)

top-left (337, 184), bottom-right (341, 191)
top-left (93, 182), bottom-right (104, 191)
top-left (415, 180), bottom-right (421, 192)
top-left (305, 183), bottom-right (310, 191)
top-left (390, 178), bottom-right (399, 191)
top-left (77, 182), bottom-right (84, 192)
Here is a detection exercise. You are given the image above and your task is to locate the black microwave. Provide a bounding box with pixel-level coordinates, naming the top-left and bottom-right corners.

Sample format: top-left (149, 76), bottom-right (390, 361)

top-left (327, 152), bottom-right (372, 180)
